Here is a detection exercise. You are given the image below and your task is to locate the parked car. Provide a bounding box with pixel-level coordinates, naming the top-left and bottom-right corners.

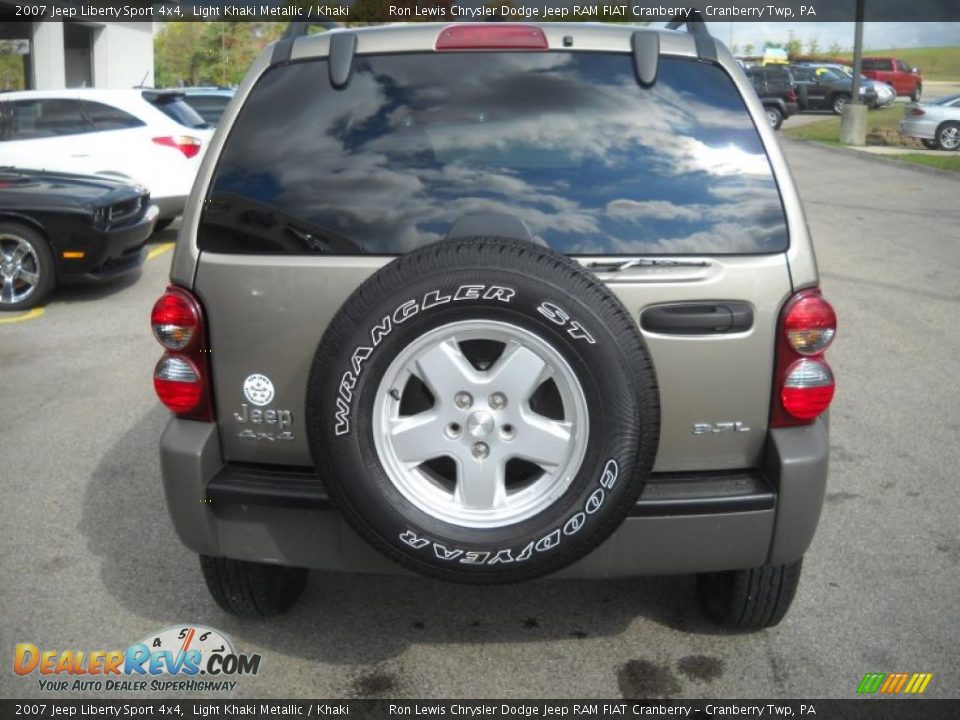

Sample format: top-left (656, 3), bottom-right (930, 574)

top-left (178, 87), bottom-right (236, 126)
top-left (861, 57), bottom-right (923, 101)
top-left (790, 65), bottom-right (877, 114)
top-left (900, 94), bottom-right (960, 150)
top-left (804, 63), bottom-right (896, 108)
top-left (0, 89), bottom-right (213, 230)
top-left (154, 21), bottom-right (836, 630)
top-left (0, 167), bottom-right (157, 310)
top-left (745, 65), bottom-right (799, 129)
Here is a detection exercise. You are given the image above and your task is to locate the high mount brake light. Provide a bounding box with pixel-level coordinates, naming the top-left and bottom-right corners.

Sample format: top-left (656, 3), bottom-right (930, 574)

top-left (771, 289), bottom-right (837, 427)
top-left (151, 286), bottom-right (213, 420)
top-left (435, 25), bottom-right (549, 51)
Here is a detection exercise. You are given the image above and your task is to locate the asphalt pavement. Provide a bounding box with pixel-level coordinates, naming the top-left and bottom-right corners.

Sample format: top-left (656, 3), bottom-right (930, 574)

top-left (1, 140), bottom-right (958, 700)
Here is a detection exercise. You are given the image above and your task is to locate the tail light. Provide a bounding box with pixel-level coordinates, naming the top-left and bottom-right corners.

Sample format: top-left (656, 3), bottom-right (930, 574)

top-left (787, 88), bottom-right (798, 102)
top-left (152, 135), bottom-right (202, 159)
top-left (151, 286), bottom-right (213, 420)
top-left (908, 107), bottom-right (925, 116)
top-left (771, 289), bottom-right (836, 427)
top-left (436, 24), bottom-right (548, 51)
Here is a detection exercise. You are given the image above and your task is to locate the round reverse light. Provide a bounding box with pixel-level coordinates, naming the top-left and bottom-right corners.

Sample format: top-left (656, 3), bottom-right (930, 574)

top-left (154, 355), bottom-right (203, 414)
top-left (781, 358), bottom-right (835, 421)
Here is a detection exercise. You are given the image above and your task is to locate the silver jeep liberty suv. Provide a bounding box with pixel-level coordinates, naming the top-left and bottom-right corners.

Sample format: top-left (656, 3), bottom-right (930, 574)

top-left (153, 17), bottom-right (836, 630)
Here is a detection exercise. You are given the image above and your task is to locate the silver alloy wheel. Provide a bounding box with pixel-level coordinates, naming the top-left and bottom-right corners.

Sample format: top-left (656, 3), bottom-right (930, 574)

top-left (373, 320), bottom-right (590, 529)
top-left (765, 108), bottom-right (779, 128)
top-left (0, 234), bottom-right (41, 306)
top-left (833, 96), bottom-right (847, 114)
top-left (939, 125), bottom-right (960, 150)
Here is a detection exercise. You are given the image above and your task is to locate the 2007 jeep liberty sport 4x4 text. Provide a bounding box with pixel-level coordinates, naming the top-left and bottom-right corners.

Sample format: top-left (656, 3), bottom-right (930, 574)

top-left (152, 18), bottom-right (836, 630)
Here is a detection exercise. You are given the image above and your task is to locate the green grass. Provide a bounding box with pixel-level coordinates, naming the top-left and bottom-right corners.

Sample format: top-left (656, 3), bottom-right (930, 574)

top-left (886, 154), bottom-right (960, 173)
top-left (839, 47), bottom-right (960, 82)
top-left (783, 105), bottom-right (904, 143)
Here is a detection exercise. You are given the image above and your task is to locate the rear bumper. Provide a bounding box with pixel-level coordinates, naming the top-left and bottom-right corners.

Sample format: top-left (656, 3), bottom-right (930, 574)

top-left (160, 418), bottom-right (828, 578)
top-left (899, 118), bottom-right (937, 140)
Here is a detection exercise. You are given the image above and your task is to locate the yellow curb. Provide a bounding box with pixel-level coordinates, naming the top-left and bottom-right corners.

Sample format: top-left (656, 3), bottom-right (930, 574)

top-left (147, 242), bottom-right (175, 261)
top-left (0, 307), bottom-right (45, 324)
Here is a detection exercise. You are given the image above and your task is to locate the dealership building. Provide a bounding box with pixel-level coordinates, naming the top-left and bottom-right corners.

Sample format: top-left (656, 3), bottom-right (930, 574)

top-left (0, 4), bottom-right (153, 90)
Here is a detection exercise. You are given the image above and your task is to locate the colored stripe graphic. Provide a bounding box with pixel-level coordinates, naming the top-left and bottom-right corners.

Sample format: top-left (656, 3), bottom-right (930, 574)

top-left (858, 672), bottom-right (933, 694)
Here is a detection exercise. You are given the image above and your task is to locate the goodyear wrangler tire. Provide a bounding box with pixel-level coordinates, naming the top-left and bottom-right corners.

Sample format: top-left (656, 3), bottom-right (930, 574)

top-left (307, 238), bottom-right (659, 583)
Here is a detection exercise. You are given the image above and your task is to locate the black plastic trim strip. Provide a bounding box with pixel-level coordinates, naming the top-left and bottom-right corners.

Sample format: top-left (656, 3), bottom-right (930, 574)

top-left (270, 38), bottom-right (295, 66)
top-left (207, 464), bottom-right (774, 517)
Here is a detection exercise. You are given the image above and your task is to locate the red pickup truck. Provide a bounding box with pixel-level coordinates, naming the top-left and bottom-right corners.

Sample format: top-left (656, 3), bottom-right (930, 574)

top-left (861, 57), bottom-right (923, 101)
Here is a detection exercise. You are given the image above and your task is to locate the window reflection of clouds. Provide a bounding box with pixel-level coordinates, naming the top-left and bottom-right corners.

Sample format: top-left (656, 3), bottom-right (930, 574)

top-left (206, 53), bottom-right (787, 255)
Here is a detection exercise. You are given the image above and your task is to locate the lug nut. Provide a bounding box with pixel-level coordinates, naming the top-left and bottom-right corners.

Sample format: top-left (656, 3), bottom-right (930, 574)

top-left (489, 392), bottom-right (507, 410)
top-left (471, 442), bottom-right (490, 460)
top-left (454, 391), bottom-right (473, 409)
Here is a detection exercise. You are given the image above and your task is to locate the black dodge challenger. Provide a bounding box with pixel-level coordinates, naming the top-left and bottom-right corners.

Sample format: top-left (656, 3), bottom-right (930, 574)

top-left (0, 168), bottom-right (157, 311)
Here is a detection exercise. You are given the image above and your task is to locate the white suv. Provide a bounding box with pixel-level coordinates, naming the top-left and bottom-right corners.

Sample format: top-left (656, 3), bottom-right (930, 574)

top-left (0, 89), bottom-right (214, 228)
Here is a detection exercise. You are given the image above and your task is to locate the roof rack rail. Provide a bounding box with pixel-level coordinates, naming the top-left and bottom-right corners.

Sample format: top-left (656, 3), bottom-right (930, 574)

top-left (665, 10), bottom-right (717, 63)
top-left (282, 21), bottom-right (343, 40)
top-left (273, 20), bottom-right (344, 66)
top-left (665, 9), bottom-right (710, 37)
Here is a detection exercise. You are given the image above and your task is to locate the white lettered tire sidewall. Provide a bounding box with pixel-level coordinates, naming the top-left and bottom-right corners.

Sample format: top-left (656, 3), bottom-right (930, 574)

top-left (307, 239), bottom-right (659, 583)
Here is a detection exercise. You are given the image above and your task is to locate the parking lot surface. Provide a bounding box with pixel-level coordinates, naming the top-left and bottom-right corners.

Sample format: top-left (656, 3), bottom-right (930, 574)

top-left (1, 141), bottom-right (958, 699)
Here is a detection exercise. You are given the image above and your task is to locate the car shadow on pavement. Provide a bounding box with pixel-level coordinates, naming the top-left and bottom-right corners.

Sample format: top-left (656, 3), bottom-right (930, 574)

top-left (51, 268), bottom-right (144, 305)
top-left (81, 409), bottom-right (733, 668)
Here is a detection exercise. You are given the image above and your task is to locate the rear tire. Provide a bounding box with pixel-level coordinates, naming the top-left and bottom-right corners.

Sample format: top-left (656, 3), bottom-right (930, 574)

top-left (199, 555), bottom-right (307, 617)
top-left (936, 122), bottom-right (960, 151)
top-left (764, 106), bottom-right (783, 131)
top-left (0, 222), bottom-right (55, 312)
top-left (831, 94), bottom-right (849, 115)
top-left (696, 559), bottom-right (803, 630)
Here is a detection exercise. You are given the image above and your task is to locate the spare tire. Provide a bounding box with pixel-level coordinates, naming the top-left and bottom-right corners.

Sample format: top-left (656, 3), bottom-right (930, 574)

top-left (307, 238), bottom-right (659, 583)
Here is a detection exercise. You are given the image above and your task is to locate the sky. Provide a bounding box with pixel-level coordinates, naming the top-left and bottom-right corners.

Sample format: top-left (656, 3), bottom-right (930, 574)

top-left (708, 22), bottom-right (960, 52)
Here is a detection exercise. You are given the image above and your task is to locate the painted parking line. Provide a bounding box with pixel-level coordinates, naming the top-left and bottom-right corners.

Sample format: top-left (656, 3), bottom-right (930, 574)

top-left (147, 242), bottom-right (175, 261)
top-left (0, 307), bottom-right (45, 324)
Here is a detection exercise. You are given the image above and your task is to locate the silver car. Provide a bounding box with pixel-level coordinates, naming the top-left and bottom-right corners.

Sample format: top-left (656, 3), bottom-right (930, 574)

top-left (900, 94), bottom-right (960, 150)
top-left (153, 20), bottom-right (836, 630)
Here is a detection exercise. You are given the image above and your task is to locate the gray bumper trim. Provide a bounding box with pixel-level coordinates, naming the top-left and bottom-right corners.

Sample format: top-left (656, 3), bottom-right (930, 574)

top-left (159, 416), bottom-right (827, 577)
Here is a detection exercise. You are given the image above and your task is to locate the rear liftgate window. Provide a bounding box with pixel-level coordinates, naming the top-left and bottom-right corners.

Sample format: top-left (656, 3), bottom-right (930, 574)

top-left (200, 53), bottom-right (788, 256)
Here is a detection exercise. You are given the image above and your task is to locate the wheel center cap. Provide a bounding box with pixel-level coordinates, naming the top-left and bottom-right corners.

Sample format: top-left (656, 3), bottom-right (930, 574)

top-left (466, 411), bottom-right (495, 438)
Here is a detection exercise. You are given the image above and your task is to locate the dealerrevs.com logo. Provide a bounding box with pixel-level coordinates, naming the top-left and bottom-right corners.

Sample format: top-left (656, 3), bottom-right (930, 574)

top-left (13, 625), bottom-right (260, 692)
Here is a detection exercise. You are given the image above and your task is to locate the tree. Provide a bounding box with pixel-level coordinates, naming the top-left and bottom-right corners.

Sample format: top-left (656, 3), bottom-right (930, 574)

top-left (806, 38), bottom-right (820, 57)
top-left (828, 41), bottom-right (843, 57)
top-left (154, 22), bottom-right (285, 88)
top-left (785, 33), bottom-right (803, 60)
top-left (743, 42), bottom-right (755, 57)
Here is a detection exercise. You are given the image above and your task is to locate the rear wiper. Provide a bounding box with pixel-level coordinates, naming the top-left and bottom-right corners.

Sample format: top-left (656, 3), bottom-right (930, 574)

top-left (587, 258), bottom-right (710, 272)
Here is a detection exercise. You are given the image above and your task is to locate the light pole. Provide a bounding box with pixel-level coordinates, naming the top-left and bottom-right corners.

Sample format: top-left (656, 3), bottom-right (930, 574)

top-left (839, 0), bottom-right (868, 145)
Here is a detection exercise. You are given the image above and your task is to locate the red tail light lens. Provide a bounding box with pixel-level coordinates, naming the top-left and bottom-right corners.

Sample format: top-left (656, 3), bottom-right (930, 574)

top-left (154, 355), bottom-right (204, 414)
top-left (151, 288), bottom-right (200, 350)
top-left (771, 289), bottom-right (837, 427)
top-left (781, 359), bottom-right (835, 420)
top-left (787, 88), bottom-right (798, 102)
top-left (909, 107), bottom-right (925, 116)
top-left (783, 292), bottom-right (836, 355)
top-left (436, 25), bottom-right (548, 51)
top-left (151, 285), bottom-right (213, 420)
top-left (152, 135), bottom-right (202, 159)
